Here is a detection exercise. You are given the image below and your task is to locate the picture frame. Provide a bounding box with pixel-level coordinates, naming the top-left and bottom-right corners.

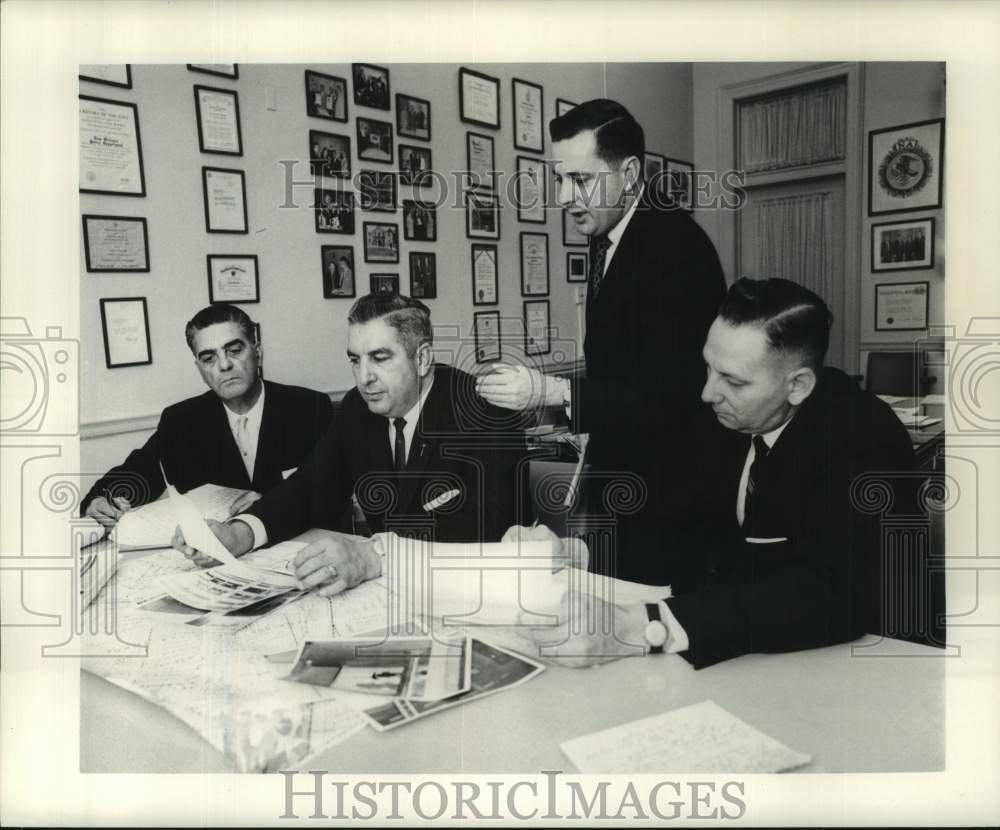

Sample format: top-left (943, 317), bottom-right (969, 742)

top-left (399, 144), bottom-right (432, 187)
top-left (868, 118), bottom-right (945, 216)
top-left (643, 151), bottom-right (665, 188)
top-left (309, 130), bottom-right (351, 179)
top-left (79, 64), bottom-right (132, 88)
top-left (875, 281), bottom-right (930, 331)
top-left (459, 67), bottom-right (500, 129)
top-left (100, 297), bottom-right (152, 368)
top-left (512, 78), bottom-right (544, 153)
top-left (466, 131), bottom-right (496, 191)
top-left (187, 64), bottom-right (238, 79)
top-left (466, 190), bottom-right (500, 240)
top-left (566, 251), bottom-right (588, 284)
top-left (305, 70), bottom-right (348, 122)
top-left (515, 155), bottom-right (547, 224)
top-left (314, 188), bottom-right (355, 234)
top-left (193, 85), bottom-right (242, 156)
top-left (202, 166), bottom-right (248, 233)
top-left (82, 215), bottom-right (149, 273)
top-left (79, 95), bottom-right (145, 196)
top-left (352, 63), bottom-right (390, 110)
top-left (524, 299), bottom-right (551, 357)
top-left (409, 251), bottom-right (437, 299)
top-left (363, 221), bottom-right (399, 263)
top-left (664, 157), bottom-right (694, 211)
top-left (402, 199), bottom-right (437, 242)
top-left (471, 244), bottom-right (499, 305)
top-left (562, 208), bottom-right (588, 246)
top-left (474, 311), bottom-right (501, 363)
top-left (555, 98), bottom-right (577, 118)
top-left (396, 93), bottom-right (431, 141)
top-left (206, 254), bottom-right (260, 304)
top-left (370, 273), bottom-right (400, 295)
top-left (871, 218), bottom-right (935, 272)
top-left (356, 117), bottom-right (394, 164)
top-left (520, 231), bottom-right (549, 296)
top-left (321, 245), bottom-right (356, 298)
top-left (357, 169), bottom-right (397, 212)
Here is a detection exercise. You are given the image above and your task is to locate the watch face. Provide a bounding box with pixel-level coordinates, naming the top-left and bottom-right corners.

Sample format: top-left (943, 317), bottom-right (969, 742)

top-left (645, 620), bottom-right (668, 648)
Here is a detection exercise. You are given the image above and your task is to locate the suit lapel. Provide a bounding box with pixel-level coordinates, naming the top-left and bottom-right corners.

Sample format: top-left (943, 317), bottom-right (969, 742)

top-left (211, 396), bottom-right (252, 488)
top-left (250, 381), bottom-right (276, 491)
top-left (396, 370), bottom-right (445, 515)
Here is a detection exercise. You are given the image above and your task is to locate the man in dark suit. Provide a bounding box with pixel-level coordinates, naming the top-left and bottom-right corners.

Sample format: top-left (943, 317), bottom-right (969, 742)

top-left (477, 98), bottom-right (725, 587)
top-left (81, 304), bottom-right (334, 528)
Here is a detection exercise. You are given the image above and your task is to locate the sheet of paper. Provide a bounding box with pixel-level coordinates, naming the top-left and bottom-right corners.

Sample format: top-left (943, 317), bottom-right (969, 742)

top-left (167, 484), bottom-right (239, 564)
top-left (560, 699), bottom-right (812, 774)
top-left (114, 483), bottom-right (246, 549)
top-left (157, 560), bottom-right (297, 612)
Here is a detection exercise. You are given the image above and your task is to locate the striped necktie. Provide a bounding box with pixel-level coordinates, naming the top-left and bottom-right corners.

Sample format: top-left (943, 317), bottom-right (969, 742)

top-left (393, 417), bottom-right (407, 471)
top-left (589, 234), bottom-right (612, 297)
top-left (743, 435), bottom-right (770, 530)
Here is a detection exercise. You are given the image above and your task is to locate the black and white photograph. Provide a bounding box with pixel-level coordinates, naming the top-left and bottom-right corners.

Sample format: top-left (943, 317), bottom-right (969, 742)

top-left (313, 188), bottom-right (355, 234)
top-left (369, 273), bottom-right (399, 295)
top-left (872, 218), bottom-right (935, 271)
top-left (304, 69), bottom-right (347, 121)
top-left (356, 168), bottom-right (397, 212)
top-left (363, 221), bottom-right (399, 263)
top-left (321, 244), bottom-right (355, 297)
top-left (352, 62), bottom-right (390, 110)
top-left (664, 156), bottom-right (694, 211)
top-left (356, 117), bottom-right (393, 163)
top-left (466, 189), bottom-right (500, 239)
top-left (402, 199), bottom-right (436, 241)
top-left (398, 144), bottom-right (432, 186)
top-left (309, 130), bottom-right (351, 179)
top-left (396, 93), bottom-right (431, 141)
top-left (408, 251), bottom-right (436, 299)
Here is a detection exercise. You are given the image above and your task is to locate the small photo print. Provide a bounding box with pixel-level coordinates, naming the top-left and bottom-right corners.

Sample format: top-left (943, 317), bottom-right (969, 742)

top-left (409, 251), bottom-right (436, 299)
top-left (314, 188), bottom-right (354, 234)
top-left (370, 273), bottom-right (400, 295)
top-left (364, 222), bottom-right (399, 263)
top-left (402, 199), bottom-right (436, 241)
top-left (309, 130), bottom-right (351, 179)
top-left (321, 245), bottom-right (355, 298)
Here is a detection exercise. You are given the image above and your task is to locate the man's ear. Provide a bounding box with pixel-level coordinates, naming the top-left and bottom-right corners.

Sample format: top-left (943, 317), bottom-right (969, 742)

top-left (621, 155), bottom-right (642, 196)
top-left (415, 341), bottom-right (433, 377)
top-left (786, 366), bottom-right (817, 406)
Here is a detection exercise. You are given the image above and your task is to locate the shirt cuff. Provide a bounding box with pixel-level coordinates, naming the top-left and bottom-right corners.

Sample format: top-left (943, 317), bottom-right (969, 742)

top-left (659, 599), bottom-right (689, 654)
top-left (231, 513), bottom-right (267, 550)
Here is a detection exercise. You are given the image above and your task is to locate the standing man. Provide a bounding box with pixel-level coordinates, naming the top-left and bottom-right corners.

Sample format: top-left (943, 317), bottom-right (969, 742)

top-left (477, 99), bottom-right (726, 587)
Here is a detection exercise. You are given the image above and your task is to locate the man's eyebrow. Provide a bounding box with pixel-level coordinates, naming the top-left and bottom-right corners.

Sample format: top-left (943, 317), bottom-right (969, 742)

top-left (197, 339), bottom-right (244, 359)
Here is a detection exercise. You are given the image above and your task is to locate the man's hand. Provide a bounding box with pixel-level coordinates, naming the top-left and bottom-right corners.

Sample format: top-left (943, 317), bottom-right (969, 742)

top-left (171, 518), bottom-right (253, 567)
top-left (85, 495), bottom-right (131, 529)
top-left (475, 364), bottom-right (565, 411)
top-left (228, 489), bottom-right (262, 516)
top-left (293, 530), bottom-right (382, 597)
top-left (501, 523), bottom-right (589, 572)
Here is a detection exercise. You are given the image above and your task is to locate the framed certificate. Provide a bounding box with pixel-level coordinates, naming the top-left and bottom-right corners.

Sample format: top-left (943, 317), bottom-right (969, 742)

top-left (524, 300), bottom-right (550, 357)
top-left (100, 297), bottom-right (152, 368)
top-left (471, 244), bottom-right (498, 305)
top-left (474, 311), bottom-right (501, 363)
top-left (79, 64), bottom-right (132, 88)
top-left (556, 98), bottom-right (577, 118)
top-left (520, 232), bottom-right (549, 296)
top-left (872, 218), bottom-right (935, 272)
top-left (206, 254), bottom-right (260, 304)
top-left (467, 190), bottom-right (500, 240)
top-left (562, 209), bottom-right (588, 246)
top-left (466, 131), bottom-right (496, 191)
top-left (202, 166), bottom-right (248, 234)
top-left (875, 282), bottom-right (929, 331)
top-left (459, 67), bottom-right (500, 129)
top-left (82, 215), bottom-right (149, 272)
top-left (512, 78), bottom-right (544, 153)
top-left (79, 95), bottom-right (146, 196)
top-left (194, 85), bottom-right (242, 156)
top-left (566, 251), bottom-right (588, 284)
top-left (188, 64), bottom-right (239, 79)
top-left (516, 155), bottom-right (547, 224)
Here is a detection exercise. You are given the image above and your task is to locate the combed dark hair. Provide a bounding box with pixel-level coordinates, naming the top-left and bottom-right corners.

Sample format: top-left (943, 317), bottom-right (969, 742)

top-left (718, 278), bottom-right (833, 371)
top-left (184, 304), bottom-right (256, 352)
top-left (348, 293), bottom-right (433, 356)
top-left (549, 99), bottom-right (645, 170)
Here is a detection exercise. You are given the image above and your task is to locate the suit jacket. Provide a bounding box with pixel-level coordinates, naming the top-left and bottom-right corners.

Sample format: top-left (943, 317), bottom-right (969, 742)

top-left (570, 193), bottom-right (726, 584)
top-left (247, 364), bottom-right (523, 545)
top-left (80, 380), bottom-right (334, 514)
top-left (666, 367), bottom-right (924, 669)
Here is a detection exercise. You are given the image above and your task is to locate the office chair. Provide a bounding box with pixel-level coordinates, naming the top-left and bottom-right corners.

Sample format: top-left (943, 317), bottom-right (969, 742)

top-left (864, 351), bottom-right (934, 398)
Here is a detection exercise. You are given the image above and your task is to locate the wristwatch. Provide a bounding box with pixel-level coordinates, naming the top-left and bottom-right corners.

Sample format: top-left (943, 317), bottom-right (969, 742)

top-left (644, 602), bottom-right (668, 654)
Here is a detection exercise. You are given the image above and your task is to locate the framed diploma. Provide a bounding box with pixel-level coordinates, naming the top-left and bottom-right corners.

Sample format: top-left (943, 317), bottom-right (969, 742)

top-left (566, 251), bottom-right (588, 284)
top-left (194, 85), bottom-right (242, 156)
top-left (512, 78), bottom-right (544, 153)
top-left (459, 67), bottom-right (500, 129)
top-left (524, 300), bottom-right (550, 357)
top-left (875, 282), bottom-right (929, 331)
top-left (466, 190), bottom-right (500, 240)
top-left (471, 244), bottom-right (499, 305)
top-left (520, 232), bottom-right (549, 297)
top-left (188, 64), bottom-right (239, 79)
top-left (82, 215), bottom-right (149, 272)
top-left (474, 311), bottom-right (501, 363)
top-left (466, 132), bottom-right (496, 191)
top-left (515, 155), bottom-right (547, 224)
top-left (206, 254), bottom-right (260, 304)
top-left (562, 209), bottom-right (588, 247)
top-left (556, 98), bottom-right (577, 118)
top-left (100, 297), bottom-right (152, 368)
top-left (202, 167), bottom-right (248, 234)
top-left (79, 64), bottom-right (132, 88)
top-left (79, 95), bottom-right (146, 196)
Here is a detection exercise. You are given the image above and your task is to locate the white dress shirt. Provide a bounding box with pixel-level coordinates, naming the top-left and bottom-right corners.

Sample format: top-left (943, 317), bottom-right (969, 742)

top-left (223, 383), bottom-right (265, 480)
top-left (597, 184), bottom-right (643, 281)
top-left (735, 418), bottom-right (792, 527)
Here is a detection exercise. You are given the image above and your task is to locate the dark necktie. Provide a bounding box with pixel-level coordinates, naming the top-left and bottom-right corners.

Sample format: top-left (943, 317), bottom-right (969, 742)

top-left (393, 417), bottom-right (407, 471)
top-left (589, 234), bottom-right (612, 297)
top-left (743, 435), bottom-right (770, 530)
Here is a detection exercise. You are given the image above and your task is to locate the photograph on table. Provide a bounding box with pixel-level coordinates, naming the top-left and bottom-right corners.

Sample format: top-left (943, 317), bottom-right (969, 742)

top-left (79, 64), bottom-right (132, 88)
top-left (314, 188), bottom-right (355, 234)
top-left (398, 144), bottom-right (432, 187)
top-left (474, 311), bottom-right (501, 363)
top-left (396, 93), bottom-right (431, 141)
top-left (466, 190), bottom-right (500, 240)
top-left (352, 63), bottom-right (390, 110)
top-left (409, 251), bottom-right (437, 299)
top-left (363, 221), bottom-right (399, 263)
top-left (321, 245), bottom-right (355, 298)
top-left (868, 118), bottom-right (944, 216)
top-left (206, 254), bottom-right (259, 304)
top-left (370, 273), bottom-right (399, 295)
top-left (466, 131), bottom-right (496, 191)
top-left (402, 199), bottom-right (436, 241)
top-left (100, 296), bottom-right (152, 368)
top-left (471, 243), bottom-right (498, 305)
top-left (566, 251), bottom-right (588, 284)
top-left (193, 85), bottom-right (242, 156)
top-left (304, 69), bottom-right (347, 122)
top-left (871, 218), bottom-right (935, 272)
top-left (357, 169), bottom-right (397, 212)
top-left (459, 66), bottom-right (500, 129)
top-left (356, 117), bottom-right (393, 163)
top-left (523, 299), bottom-right (550, 356)
top-left (519, 231), bottom-right (549, 296)
top-left (82, 215), bottom-right (149, 272)
top-left (309, 130), bottom-right (351, 179)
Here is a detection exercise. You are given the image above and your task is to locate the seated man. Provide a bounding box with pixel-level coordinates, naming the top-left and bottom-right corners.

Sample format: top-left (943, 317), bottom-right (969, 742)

top-left (520, 278), bottom-right (928, 669)
top-left (175, 293), bottom-right (523, 596)
top-left (81, 304), bottom-right (333, 527)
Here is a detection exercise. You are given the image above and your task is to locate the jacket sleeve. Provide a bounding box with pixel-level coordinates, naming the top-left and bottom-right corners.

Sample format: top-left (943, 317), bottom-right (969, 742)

top-left (79, 416), bottom-right (170, 515)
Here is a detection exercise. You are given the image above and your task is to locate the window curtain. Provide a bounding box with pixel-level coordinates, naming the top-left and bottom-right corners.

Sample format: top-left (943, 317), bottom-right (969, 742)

top-left (754, 193), bottom-right (832, 301)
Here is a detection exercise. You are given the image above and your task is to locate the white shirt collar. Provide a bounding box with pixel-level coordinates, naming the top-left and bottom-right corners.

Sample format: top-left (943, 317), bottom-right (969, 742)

top-left (606, 184), bottom-right (644, 247)
top-left (389, 371), bottom-right (435, 464)
top-left (223, 381), bottom-right (265, 429)
top-left (757, 415), bottom-right (792, 450)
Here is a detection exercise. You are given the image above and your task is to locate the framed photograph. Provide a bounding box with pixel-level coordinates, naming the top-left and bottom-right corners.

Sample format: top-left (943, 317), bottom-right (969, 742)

top-left (100, 297), bottom-right (152, 368)
top-left (872, 218), bottom-right (935, 272)
top-left (309, 130), bottom-right (351, 179)
top-left (187, 64), bottom-right (238, 79)
top-left (370, 273), bottom-right (400, 295)
top-left (193, 85), bottom-right (242, 156)
top-left (79, 64), bottom-right (132, 88)
top-left (321, 246), bottom-right (356, 298)
top-left (314, 188), bottom-right (355, 234)
top-left (79, 95), bottom-right (145, 196)
top-left (409, 252), bottom-right (437, 299)
top-left (644, 151), bottom-right (665, 187)
top-left (402, 199), bottom-right (436, 241)
top-left (512, 78), bottom-right (544, 153)
top-left (471, 244), bottom-right (498, 305)
top-left (524, 300), bottom-right (550, 357)
top-left (515, 155), bottom-right (547, 224)
top-left (357, 169), bottom-right (397, 212)
top-left (82, 215), bottom-right (149, 273)
top-left (868, 118), bottom-right (944, 216)
top-left (555, 98), bottom-right (577, 118)
top-left (467, 190), bottom-right (500, 240)
top-left (363, 221), bottom-right (399, 263)
top-left (396, 93), bottom-right (431, 141)
top-left (466, 131), bottom-right (496, 191)
top-left (356, 117), bottom-right (393, 163)
top-left (520, 232), bottom-right (549, 296)
top-left (562, 208), bottom-right (588, 246)
top-left (875, 282), bottom-right (930, 331)
top-left (353, 63), bottom-right (390, 110)
top-left (459, 67), bottom-right (500, 129)
top-left (206, 254), bottom-right (260, 304)
top-left (305, 70), bottom-right (347, 122)
top-left (474, 311), bottom-right (501, 363)
top-left (566, 251), bottom-right (588, 284)
top-left (399, 144), bottom-right (432, 187)
top-left (665, 157), bottom-right (694, 211)
top-left (201, 167), bottom-right (247, 233)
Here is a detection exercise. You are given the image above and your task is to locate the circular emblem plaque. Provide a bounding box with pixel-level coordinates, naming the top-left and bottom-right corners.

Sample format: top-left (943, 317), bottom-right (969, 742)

top-left (878, 136), bottom-right (933, 199)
